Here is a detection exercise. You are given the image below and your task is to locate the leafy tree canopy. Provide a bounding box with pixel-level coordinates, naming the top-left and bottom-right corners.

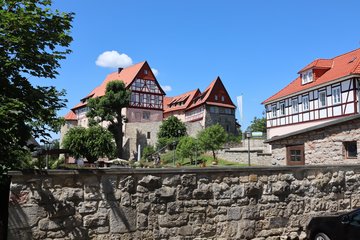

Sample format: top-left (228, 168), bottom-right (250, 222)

top-left (86, 80), bottom-right (131, 158)
top-left (248, 116), bottom-right (266, 133)
top-left (62, 126), bottom-right (115, 163)
top-left (198, 124), bottom-right (227, 161)
top-left (157, 116), bottom-right (187, 149)
top-left (0, 0), bottom-right (74, 172)
top-left (176, 136), bottom-right (201, 163)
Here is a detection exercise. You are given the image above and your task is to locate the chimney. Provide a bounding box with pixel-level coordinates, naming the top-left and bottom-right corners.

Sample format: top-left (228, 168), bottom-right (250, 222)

top-left (118, 67), bottom-right (123, 74)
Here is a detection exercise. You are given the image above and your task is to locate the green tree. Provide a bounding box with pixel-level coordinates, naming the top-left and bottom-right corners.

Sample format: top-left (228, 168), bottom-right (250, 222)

top-left (86, 81), bottom-right (131, 159)
top-left (0, 0), bottom-right (73, 173)
top-left (248, 116), bottom-right (266, 133)
top-left (198, 124), bottom-right (227, 161)
top-left (142, 145), bottom-right (155, 161)
top-left (176, 136), bottom-right (201, 164)
top-left (62, 126), bottom-right (115, 163)
top-left (157, 116), bottom-right (187, 149)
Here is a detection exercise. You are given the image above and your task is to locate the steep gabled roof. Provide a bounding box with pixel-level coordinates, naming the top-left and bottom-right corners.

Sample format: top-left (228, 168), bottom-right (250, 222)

top-left (163, 89), bottom-right (200, 113)
top-left (71, 61), bottom-right (165, 111)
top-left (187, 76), bottom-right (236, 111)
top-left (87, 61), bottom-right (146, 99)
top-left (263, 48), bottom-right (360, 104)
top-left (64, 110), bottom-right (77, 120)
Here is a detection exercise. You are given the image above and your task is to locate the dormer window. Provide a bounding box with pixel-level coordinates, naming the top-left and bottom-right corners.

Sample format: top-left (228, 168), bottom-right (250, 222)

top-left (301, 70), bottom-right (313, 85)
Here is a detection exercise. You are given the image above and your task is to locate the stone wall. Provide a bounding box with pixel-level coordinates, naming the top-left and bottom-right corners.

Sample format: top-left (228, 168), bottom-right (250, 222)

top-left (205, 106), bottom-right (238, 135)
top-left (270, 117), bottom-right (360, 165)
top-left (8, 165), bottom-right (360, 240)
top-left (124, 121), bottom-right (162, 159)
top-left (216, 149), bottom-right (272, 166)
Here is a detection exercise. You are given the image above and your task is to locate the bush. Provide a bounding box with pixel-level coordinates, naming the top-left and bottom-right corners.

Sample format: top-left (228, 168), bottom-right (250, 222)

top-left (142, 145), bottom-right (155, 161)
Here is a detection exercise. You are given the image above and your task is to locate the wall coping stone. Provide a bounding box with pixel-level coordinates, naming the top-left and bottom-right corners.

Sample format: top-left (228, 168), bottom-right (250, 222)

top-left (8, 164), bottom-right (360, 176)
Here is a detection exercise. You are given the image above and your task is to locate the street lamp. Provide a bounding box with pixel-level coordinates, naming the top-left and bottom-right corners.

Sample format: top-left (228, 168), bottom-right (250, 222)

top-left (246, 131), bottom-right (252, 166)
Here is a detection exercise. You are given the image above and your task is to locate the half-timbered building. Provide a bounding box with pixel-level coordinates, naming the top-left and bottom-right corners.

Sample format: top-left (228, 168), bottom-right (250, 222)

top-left (61, 61), bottom-right (165, 159)
top-left (163, 77), bottom-right (238, 136)
top-left (263, 48), bottom-right (360, 165)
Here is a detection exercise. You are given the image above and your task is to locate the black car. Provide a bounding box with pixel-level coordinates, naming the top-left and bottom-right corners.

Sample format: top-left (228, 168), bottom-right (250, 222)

top-left (307, 208), bottom-right (360, 240)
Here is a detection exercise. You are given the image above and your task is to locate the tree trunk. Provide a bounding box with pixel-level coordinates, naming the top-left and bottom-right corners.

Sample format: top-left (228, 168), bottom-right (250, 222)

top-left (212, 149), bottom-right (216, 160)
top-left (114, 117), bottom-right (123, 159)
top-left (0, 176), bottom-right (11, 240)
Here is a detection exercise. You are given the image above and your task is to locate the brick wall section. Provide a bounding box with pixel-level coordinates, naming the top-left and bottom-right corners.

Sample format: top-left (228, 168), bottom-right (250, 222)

top-left (270, 117), bottom-right (360, 165)
top-left (8, 165), bottom-right (360, 239)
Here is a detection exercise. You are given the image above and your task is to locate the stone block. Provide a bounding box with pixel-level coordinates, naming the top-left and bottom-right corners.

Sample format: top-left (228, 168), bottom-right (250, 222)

top-left (109, 206), bottom-right (136, 233)
top-left (227, 207), bottom-right (241, 221)
top-left (83, 212), bottom-right (108, 228)
top-left (155, 186), bottom-right (176, 199)
top-left (181, 174), bottom-right (197, 186)
top-left (158, 213), bottom-right (188, 227)
top-left (163, 175), bottom-right (181, 186)
top-left (193, 183), bottom-right (213, 199)
top-left (78, 201), bottom-right (98, 214)
top-left (138, 175), bottom-right (162, 191)
top-left (8, 204), bottom-right (47, 228)
top-left (84, 186), bottom-right (102, 200)
top-left (137, 213), bottom-right (148, 230)
top-left (119, 176), bottom-right (136, 193)
top-left (48, 201), bottom-right (75, 219)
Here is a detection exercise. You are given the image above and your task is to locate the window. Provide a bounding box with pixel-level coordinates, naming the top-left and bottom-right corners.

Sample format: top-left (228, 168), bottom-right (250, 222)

top-left (280, 102), bottom-right (285, 116)
top-left (344, 141), bottom-right (357, 159)
top-left (319, 91), bottom-right (326, 107)
top-left (210, 106), bottom-right (218, 113)
top-left (292, 99), bottom-right (298, 113)
top-left (221, 96), bottom-right (225, 102)
top-left (272, 105), bottom-right (277, 117)
top-left (303, 95), bottom-right (309, 111)
top-left (215, 95), bottom-right (218, 101)
top-left (143, 111), bottom-right (150, 120)
top-left (332, 86), bottom-right (341, 104)
top-left (286, 145), bottom-right (305, 165)
top-left (144, 69), bottom-right (148, 74)
top-left (147, 132), bottom-right (151, 139)
top-left (301, 70), bottom-right (313, 85)
top-left (225, 108), bottom-right (231, 114)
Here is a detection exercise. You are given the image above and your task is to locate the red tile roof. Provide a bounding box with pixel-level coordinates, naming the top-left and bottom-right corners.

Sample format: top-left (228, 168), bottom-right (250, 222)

top-left (71, 61), bottom-right (154, 111)
top-left (64, 110), bottom-right (77, 120)
top-left (186, 76), bottom-right (236, 111)
top-left (89, 61), bottom-right (145, 98)
top-left (263, 48), bottom-right (360, 104)
top-left (163, 89), bottom-right (200, 113)
top-left (297, 59), bottom-right (333, 73)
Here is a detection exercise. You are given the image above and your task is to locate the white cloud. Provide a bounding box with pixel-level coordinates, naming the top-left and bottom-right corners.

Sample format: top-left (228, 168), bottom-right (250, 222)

top-left (161, 85), bottom-right (172, 92)
top-left (95, 50), bottom-right (133, 68)
top-left (151, 68), bottom-right (159, 76)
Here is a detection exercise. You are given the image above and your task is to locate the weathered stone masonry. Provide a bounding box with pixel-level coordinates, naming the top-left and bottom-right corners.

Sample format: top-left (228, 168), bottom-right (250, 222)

top-left (8, 165), bottom-right (360, 240)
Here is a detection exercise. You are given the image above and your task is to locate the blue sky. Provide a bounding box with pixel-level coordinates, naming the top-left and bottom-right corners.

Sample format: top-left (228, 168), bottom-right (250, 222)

top-left (45, 0), bottom-right (360, 138)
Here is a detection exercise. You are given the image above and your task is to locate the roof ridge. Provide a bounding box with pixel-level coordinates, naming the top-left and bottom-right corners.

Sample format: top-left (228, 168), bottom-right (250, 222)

top-left (331, 48), bottom-right (360, 60)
